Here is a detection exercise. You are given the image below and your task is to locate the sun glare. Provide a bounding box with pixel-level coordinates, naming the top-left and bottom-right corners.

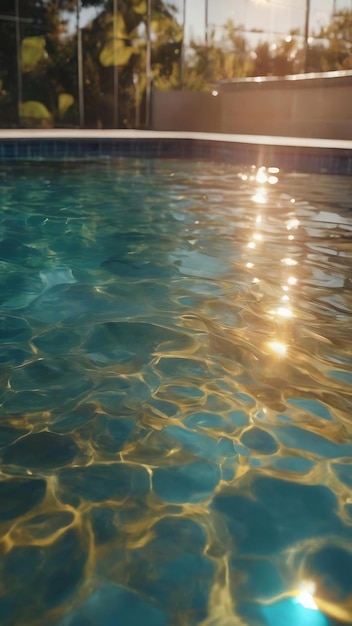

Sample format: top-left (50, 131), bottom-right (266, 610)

top-left (271, 307), bottom-right (293, 318)
top-left (267, 341), bottom-right (287, 357)
top-left (297, 582), bottom-right (319, 611)
top-left (252, 192), bottom-right (267, 204)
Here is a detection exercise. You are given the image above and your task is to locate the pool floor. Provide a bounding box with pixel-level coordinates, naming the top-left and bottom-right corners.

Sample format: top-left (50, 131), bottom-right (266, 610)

top-left (0, 159), bottom-right (352, 626)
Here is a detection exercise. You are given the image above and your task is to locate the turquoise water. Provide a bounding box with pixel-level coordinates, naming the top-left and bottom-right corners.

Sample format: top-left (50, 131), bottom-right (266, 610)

top-left (1, 159), bottom-right (352, 626)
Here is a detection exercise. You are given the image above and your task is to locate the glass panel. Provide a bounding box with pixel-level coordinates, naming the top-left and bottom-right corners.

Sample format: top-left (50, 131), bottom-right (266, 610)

top-left (17, 1), bottom-right (79, 128)
top-left (0, 2), bottom-right (18, 127)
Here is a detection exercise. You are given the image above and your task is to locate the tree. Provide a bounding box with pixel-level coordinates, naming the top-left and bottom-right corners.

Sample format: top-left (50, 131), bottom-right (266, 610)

top-left (0, 2), bottom-right (18, 126)
top-left (250, 31), bottom-right (301, 77)
top-left (81, 0), bottom-right (183, 127)
top-left (0, 0), bottom-right (80, 127)
top-left (0, 0), bottom-right (184, 128)
top-left (182, 20), bottom-right (253, 91)
top-left (2, 2), bottom-right (351, 128)
top-left (309, 10), bottom-right (352, 72)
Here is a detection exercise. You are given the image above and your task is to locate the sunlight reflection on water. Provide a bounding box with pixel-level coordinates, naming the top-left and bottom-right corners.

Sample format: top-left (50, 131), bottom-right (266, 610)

top-left (0, 159), bottom-right (352, 626)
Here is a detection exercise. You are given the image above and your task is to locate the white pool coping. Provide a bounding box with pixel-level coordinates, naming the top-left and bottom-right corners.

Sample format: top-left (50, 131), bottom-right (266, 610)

top-left (0, 129), bottom-right (351, 151)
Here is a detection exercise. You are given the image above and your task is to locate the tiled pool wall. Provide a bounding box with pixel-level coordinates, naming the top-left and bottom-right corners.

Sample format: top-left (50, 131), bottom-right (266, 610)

top-left (0, 135), bottom-right (352, 175)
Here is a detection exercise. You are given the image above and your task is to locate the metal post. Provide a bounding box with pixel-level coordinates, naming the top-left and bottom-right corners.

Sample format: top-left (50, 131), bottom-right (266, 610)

top-left (76, 0), bottom-right (85, 128)
top-left (15, 0), bottom-right (22, 126)
top-left (180, 0), bottom-right (186, 88)
top-left (205, 0), bottom-right (208, 47)
top-left (113, 0), bottom-right (119, 127)
top-left (133, 72), bottom-right (140, 128)
top-left (145, 0), bottom-right (152, 128)
top-left (303, 0), bottom-right (311, 73)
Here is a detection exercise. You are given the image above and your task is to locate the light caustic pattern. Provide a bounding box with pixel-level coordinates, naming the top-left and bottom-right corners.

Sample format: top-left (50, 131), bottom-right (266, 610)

top-left (0, 160), bottom-right (352, 626)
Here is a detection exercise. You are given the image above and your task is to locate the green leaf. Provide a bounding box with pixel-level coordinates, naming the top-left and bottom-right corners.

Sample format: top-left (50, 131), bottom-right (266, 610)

top-left (106, 14), bottom-right (128, 40)
top-left (151, 17), bottom-right (183, 43)
top-left (21, 37), bottom-right (47, 72)
top-left (58, 93), bottom-right (74, 118)
top-left (153, 62), bottom-right (180, 91)
top-left (132, 0), bottom-right (147, 15)
top-left (20, 101), bottom-right (52, 127)
top-left (99, 39), bottom-right (136, 67)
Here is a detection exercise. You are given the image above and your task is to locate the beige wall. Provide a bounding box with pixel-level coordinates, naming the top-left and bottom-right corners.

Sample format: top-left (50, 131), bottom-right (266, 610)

top-left (152, 76), bottom-right (352, 139)
top-left (152, 91), bottom-right (221, 133)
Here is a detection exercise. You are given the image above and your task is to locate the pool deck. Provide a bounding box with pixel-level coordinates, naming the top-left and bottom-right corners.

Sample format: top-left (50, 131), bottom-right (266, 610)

top-left (0, 129), bottom-right (352, 151)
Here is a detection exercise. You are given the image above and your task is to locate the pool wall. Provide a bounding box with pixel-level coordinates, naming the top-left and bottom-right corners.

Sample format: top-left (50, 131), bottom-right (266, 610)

top-left (0, 129), bottom-right (351, 175)
top-left (152, 70), bottom-right (352, 140)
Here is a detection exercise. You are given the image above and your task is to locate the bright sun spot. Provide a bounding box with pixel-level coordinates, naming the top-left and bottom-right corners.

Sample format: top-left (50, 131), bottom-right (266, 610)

top-left (267, 341), bottom-right (287, 356)
top-left (282, 257), bottom-right (297, 266)
top-left (255, 168), bottom-right (268, 184)
top-left (268, 175), bottom-right (279, 184)
top-left (271, 307), bottom-right (293, 318)
top-left (252, 192), bottom-right (267, 204)
top-left (297, 591), bottom-right (319, 610)
top-left (297, 581), bottom-right (318, 611)
top-left (287, 218), bottom-right (299, 230)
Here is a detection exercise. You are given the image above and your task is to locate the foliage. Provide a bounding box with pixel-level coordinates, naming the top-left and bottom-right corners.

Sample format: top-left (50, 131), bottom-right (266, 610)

top-left (182, 23), bottom-right (253, 90)
top-left (309, 10), bottom-right (352, 72)
top-left (20, 100), bottom-right (52, 126)
top-left (0, 3), bottom-right (351, 128)
top-left (21, 37), bottom-right (48, 72)
top-left (249, 31), bottom-right (301, 77)
top-left (58, 92), bottom-right (74, 117)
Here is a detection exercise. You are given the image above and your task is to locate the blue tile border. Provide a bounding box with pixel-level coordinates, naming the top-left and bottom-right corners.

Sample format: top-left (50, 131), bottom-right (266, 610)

top-left (0, 137), bottom-right (351, 174)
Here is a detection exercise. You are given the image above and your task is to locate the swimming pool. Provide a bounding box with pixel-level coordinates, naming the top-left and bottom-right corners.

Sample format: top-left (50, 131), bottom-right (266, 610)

top-left (1, 152), bottom-right (352, 626)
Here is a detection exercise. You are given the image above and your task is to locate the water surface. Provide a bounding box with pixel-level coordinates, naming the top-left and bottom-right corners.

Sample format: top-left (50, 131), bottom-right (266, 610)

top-left (1, 159), bottom-right (352, 626)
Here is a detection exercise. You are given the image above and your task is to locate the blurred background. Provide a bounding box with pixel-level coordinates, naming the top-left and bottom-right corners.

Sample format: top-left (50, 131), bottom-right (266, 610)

top-left (0, 0), bottom-right (351, 129)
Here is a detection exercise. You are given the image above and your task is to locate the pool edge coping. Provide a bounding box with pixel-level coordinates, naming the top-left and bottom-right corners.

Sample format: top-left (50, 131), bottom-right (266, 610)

top-left (0, 129), bottom-right (351, 151)
top-left (0, 130), bottom-right (351, 175)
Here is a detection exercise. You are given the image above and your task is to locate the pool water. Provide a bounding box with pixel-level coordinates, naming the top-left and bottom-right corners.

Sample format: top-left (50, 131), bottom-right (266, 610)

top-left (1, 158), bottom-right (352, 626)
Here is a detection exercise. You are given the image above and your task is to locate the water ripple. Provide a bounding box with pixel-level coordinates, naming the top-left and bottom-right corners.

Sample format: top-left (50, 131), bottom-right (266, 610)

top-left (0, 160), bottom-right (352, 626)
